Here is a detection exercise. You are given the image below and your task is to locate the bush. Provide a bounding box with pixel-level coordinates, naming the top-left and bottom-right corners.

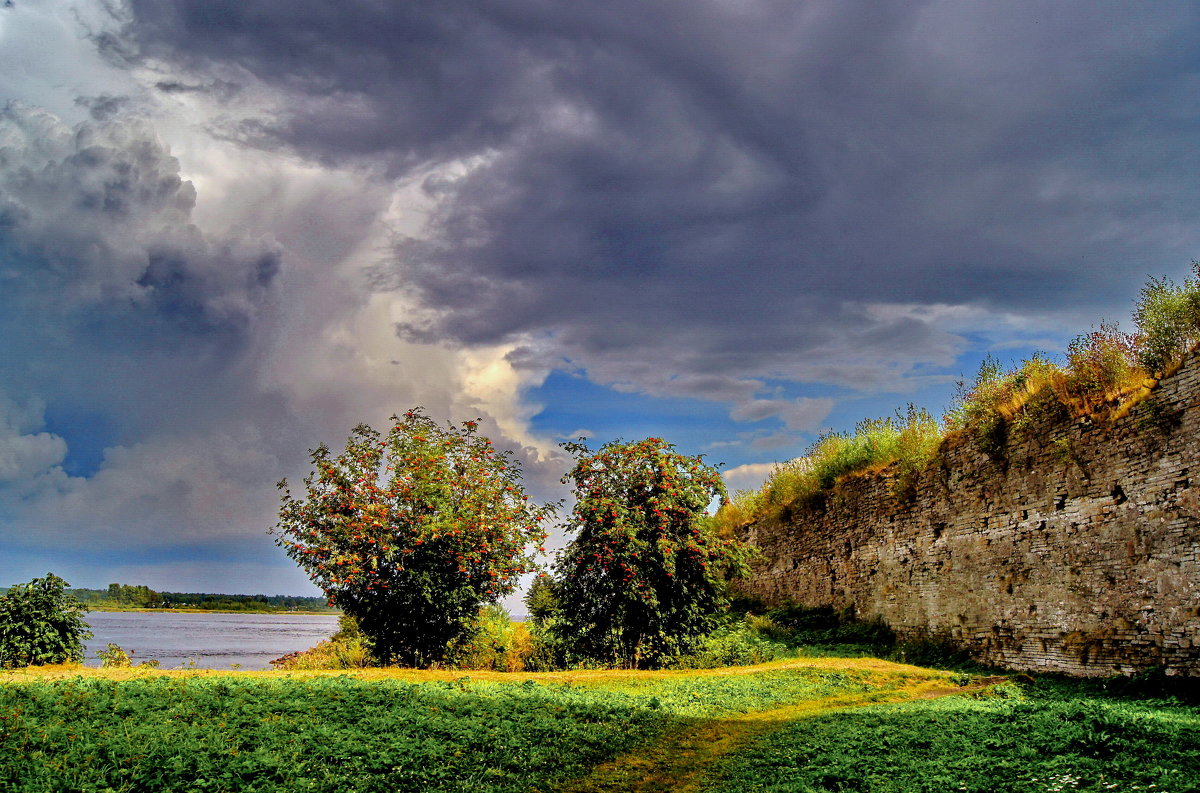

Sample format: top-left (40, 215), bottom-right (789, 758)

top-left (276, 635), bottom-right (375, 670)
top-left (445, 604), bottom-right (532, 672)
top-left (670, 619), bottom-right (789, 669)
top-left (1064, 321), bottom-right (1142, 402)
top-left (273, 409), bottom-right (556, 666)
top-left (888, 631), bottom-right (977, 669)
top-left (551, 437), bottom-right (751, 668)
top-left (762, 603), bottom-right (896, 650)
top-left (520, 576), bottom-right (575, 671)
top-left (95, 643), bottom-right (133, 668)
top-left (0, 574), bottom-right (93, 668)
top-left (1134, 262), bottom-right (1200, 375)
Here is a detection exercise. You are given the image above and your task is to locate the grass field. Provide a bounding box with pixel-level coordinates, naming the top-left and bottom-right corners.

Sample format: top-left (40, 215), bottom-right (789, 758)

top-left (707, 675), bottom-right (1200, 793)
top-left (1, 660), bottom-right (1196, 793)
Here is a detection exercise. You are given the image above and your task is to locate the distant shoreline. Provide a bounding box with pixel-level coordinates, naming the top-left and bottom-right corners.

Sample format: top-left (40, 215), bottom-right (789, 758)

top-left (86, 607), bottom-right (340, 616)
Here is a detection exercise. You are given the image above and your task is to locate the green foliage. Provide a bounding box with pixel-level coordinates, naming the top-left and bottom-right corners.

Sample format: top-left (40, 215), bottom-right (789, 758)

top-left (888, 632), bottom-right (977, 670)
top-left (708, 678), bottom-right (1200, 793)
top-left (68, 585), bottom-right (336, 612)
top-left (669, 618), bottom-right (789, 669)
top-left (521, 575), bottom-right (574, 671)
top-left (551, 437), bottom-right (750, 668)
top-left (0, 574), bottom-right (92, 668)
top-left (95, 643), bottom-right (133, 668)
top-left (0, 665), bottom-right (881, 792)
top-left (1064, 321), bottom-right (1139, 396)
top-left (945, 354), bottom-right (1011, 432)
top-left (275, 635), bottom-right (375, 670)
top-left (524, 572), bottom-right (558, 626)
top-left (444, 604), bottom-right (531, 672)
top-left (716, 406), bottom-right (942, 533)
top-left (1133, 261), bottom-right (1200, 374)
top-left (105, 582), bottom-right (161, 608)
top-left (763, 603), bottom-right (897, 652)
top-left (273, 408), bottom-right (555, 666)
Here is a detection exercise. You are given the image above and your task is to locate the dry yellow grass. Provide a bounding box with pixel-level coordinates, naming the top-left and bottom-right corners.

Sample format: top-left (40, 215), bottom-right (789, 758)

top-left (0, 655), bottom-right (945, 687)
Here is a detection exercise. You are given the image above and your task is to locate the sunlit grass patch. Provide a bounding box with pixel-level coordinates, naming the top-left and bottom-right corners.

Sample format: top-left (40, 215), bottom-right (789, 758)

top-left (0, 658), bottom-right (942, 793)
top-left (706, 678), bottom-right (1200, 793)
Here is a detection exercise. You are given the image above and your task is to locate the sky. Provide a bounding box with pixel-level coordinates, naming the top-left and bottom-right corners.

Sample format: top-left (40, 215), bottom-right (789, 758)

top-left (3, 1), bottom-right (1200, 604)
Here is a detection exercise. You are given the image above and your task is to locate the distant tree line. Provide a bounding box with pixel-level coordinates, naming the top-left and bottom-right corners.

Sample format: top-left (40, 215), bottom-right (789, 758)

top-left (63, 583), bottom-right (336, 612)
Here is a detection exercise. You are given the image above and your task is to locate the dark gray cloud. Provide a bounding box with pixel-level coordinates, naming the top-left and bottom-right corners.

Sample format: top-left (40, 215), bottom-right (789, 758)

top-left (75, 94), bottom-right (130, 121)
top-left (113, 0), bottom-right (1200, 404)
top-left (0, 102), bottom-right (284, 447)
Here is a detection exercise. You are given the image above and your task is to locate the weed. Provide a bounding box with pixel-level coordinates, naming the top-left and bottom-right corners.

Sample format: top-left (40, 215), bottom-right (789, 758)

top-left (713, 406), bottom-right (942, 534)
top-left (95, 642), bottom-right (133, 668)
top-left (1134, 262), bottom-right (1200, 375)
top-left (888, 631), bottom-right (977, 670)
top-left (669, 619), bottom-right (791, 669)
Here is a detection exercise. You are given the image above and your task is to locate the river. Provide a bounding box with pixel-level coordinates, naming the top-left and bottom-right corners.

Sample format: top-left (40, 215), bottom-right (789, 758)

top-left (82, 611), bottom-right (340, 670)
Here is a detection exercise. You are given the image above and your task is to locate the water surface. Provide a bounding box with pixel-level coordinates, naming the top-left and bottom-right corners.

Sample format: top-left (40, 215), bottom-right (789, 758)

top-left (82, 611), bottom-right (340, 670)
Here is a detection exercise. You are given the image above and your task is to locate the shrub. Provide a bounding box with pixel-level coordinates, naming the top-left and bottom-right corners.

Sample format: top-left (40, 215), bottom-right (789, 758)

top-left (1133, 262), bottom-right (1200, 375)
top-left (944, 354), bottom-right (1010, 432)
top-left (1064, 321), bottom-right (1142, 402)
top-left (521, 576), bottom-right (574, 671)
top-left (764, 603), bottom-right (896, 649)
top-left (0, 574), bottom-right (93, 668)
top-left (445, 604), bottom-right (532, 672)
top-left (551, 437), bottom-right (751, 668)
top-left (277, 635), bottom-right (375, 670)
top-left (888, 630), bottom-right (977, 670)
top-left (670, 619), bottom-right (788, 669)
top-left (95, 643), bottom-right (133, 668)
top-left (273, 409), bottom-right (556, 666)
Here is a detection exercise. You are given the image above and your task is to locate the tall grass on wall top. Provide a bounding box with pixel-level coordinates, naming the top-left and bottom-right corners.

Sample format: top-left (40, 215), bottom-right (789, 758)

top-left (713, 264), bottom-right (1200, 535)
top-left (713, 405), bottom-right (942, 535)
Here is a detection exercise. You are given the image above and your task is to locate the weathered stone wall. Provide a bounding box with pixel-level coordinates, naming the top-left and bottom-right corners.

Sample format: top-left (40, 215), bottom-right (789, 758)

top-left (738, 356), bottom-right (1200, 677)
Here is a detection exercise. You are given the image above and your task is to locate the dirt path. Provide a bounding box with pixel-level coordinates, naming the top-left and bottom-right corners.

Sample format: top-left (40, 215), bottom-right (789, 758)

top-left (550, 675), bottom-right (1006, 793)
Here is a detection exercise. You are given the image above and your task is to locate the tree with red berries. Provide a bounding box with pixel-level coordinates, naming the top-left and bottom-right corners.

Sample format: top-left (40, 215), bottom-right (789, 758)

top-left (550, 437), bottom-right (750, 668)
top-left (273, 409), bottom-right (555, 666)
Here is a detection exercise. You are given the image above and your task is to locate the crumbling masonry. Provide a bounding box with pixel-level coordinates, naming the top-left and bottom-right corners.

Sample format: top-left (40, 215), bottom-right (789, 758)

top-left (737, 356), bottom-right (1200, 676)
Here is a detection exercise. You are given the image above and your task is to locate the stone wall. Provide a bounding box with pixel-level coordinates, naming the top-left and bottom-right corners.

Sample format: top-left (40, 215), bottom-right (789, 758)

top-left (737, 356), bottom-right (1200, 677)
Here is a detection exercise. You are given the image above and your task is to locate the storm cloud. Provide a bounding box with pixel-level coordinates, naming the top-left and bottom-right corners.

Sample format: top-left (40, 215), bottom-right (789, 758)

top-left (4, 1), bottom-right (1200, 593)
top-left (115, 0), bottom-right (1200, 403)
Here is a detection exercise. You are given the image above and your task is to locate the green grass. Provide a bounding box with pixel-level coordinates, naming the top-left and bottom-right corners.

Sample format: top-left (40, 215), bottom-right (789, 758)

top-left (0, 674), bottom-right (659, 792)
top-left (5, 663), bottom-right (1195, 792)
top-left (0, 664), bottom-right (889, 793)
top-left (566, 667), bottom-right (882, 717)
top-left (706, 677), bottom-right (1200, 793)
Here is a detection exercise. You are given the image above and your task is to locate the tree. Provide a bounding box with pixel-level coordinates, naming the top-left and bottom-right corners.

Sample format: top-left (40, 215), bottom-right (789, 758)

top-left (273, 409), bottom-right (555, 666)
top-left (551, 437), bottom-right (750, 668)
top-left (0, 573), bottom-right (93, 668)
